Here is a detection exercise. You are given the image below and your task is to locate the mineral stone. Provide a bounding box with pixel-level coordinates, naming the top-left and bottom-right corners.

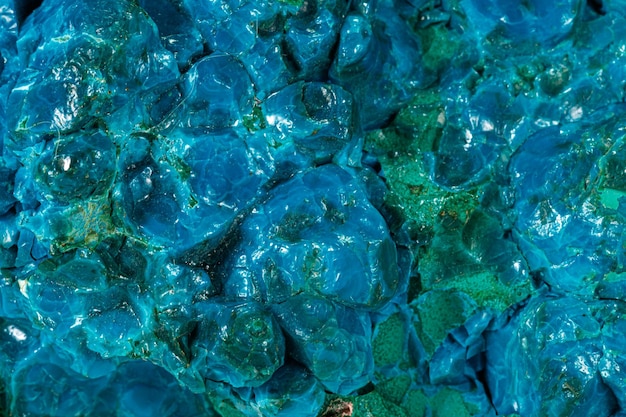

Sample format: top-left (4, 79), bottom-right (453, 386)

top-left (2, 0), bottom-right (626, 416)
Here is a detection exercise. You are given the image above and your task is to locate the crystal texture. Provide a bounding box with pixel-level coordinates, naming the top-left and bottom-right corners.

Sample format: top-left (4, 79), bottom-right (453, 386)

top-left (2, 0), bottom-right (626, 416)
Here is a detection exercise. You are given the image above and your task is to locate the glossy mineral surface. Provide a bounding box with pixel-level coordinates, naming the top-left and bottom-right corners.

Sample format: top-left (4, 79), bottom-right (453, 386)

top-left (1, 0), bottom-right (626, 416)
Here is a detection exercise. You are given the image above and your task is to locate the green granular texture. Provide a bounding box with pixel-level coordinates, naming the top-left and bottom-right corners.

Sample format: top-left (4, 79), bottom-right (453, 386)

top-left (372, 314), bottom-right (406, 367)
top-left (376, 375), bottom-right (412, 405)
top-left (402, 387), bottom-right (480, 417)
top-left (419, 25), bottom-right (463, 75)
top-left (403, 389), bottom-right (429, 417)
top-left (430, 388), bottom-right (479, 417)
top-left (352, 391), bottom-right (407, 417)
top-left (412, 290), bottom-right (475, 356)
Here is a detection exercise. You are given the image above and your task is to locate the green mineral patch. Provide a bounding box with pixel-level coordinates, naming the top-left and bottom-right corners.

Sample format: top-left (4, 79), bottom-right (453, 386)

top-left (34, 198), bottom-right (117, 254)
top-left (167, 154), bottom-right (192, 182)
top-left (418, 24), bottom-right (463, 77)
top-left (443, 270), bottom-right (530, 312)
top-left (367, 96), bottom-right (532, 312)
top-left (419, 224), bottom-right (531, 312)
top-left (596, 139), bottom-right (626, 209)
top-left (429, 387), bottom-right (480, 417)
top-left (352, 391), bottom-right (407, 417)
top-left (278, 0), bottom-right (304, 8)
top-left (403, 389), bottom-right (429, 417)
top-left (599, 188), bottom-right (626, 210)
top-left (366, 89), bottom-right (444, 155)
top-left (375, 375), bottom-right (412, 405)
top-left (364, 98), bottom-right (479, 236)
top-left (242, 103), bottom-right (267, 132)
top-left (411, 289), bottom-right (476, 357)
top-left (364, 89), bottom-right (480, 239)
top-left (372, 313), bottom-right (406, 367)
top-left (402, 387), bottom-right (481, 417)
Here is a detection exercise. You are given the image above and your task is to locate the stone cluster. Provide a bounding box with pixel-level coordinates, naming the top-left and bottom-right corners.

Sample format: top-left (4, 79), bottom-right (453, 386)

top-left (1, 0), bottom-right (626, 416)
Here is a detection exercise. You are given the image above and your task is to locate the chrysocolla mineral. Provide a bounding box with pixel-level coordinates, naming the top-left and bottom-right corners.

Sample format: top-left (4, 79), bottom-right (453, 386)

top-left (4, 0), bottom-right (626, 416)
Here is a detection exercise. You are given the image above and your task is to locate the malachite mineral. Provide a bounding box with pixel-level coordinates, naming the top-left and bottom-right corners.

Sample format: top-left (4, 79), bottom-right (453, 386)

top-left (2, 0), bottom-right (626, 416)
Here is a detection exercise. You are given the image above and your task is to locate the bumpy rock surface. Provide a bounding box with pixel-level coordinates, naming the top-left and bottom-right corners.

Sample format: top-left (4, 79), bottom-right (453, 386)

top-left (2, 0), bottom-right (626, 416)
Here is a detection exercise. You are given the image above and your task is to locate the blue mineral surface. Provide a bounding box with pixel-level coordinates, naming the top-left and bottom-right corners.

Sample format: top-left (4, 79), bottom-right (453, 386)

top-left (2, 0), bottom-right (626, 416)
